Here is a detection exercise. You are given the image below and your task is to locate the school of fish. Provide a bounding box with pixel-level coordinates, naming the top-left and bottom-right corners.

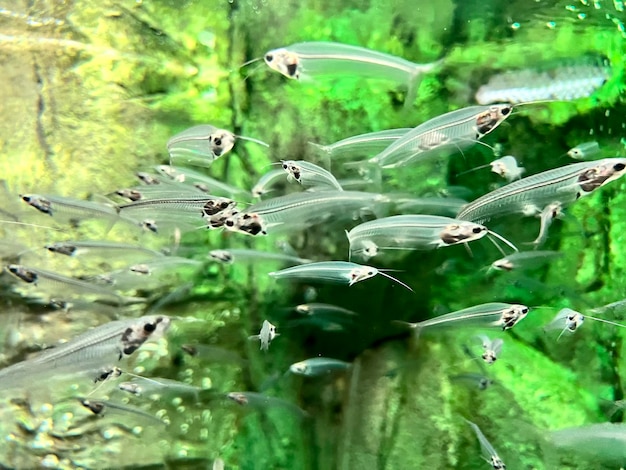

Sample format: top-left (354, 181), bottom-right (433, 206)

top-left (0, 37), bottom-right (623, 469)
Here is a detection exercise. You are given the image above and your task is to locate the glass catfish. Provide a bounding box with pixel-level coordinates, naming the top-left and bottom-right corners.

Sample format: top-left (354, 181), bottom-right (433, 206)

top-left (262, 41), bottom-right (440, 105)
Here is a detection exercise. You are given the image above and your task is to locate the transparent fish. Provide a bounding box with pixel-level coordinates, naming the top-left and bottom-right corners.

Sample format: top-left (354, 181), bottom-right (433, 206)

top-left (251, 169), bottom-right (287, 198)
top-left (118, 375), bottom-right (206, 400)
top-left (226, 391), bottom-right (308, 419)
top-left (476, 56), bottom-right (610, 105)
top-left (225, 191), bottom-right (389, 236)
top-left (551, 423), bottom-right (626, 463)
top-left (490, 250), bottom-right (562, 272)
top-left (269, 261), bottom-right (412, 290)
top-left (0, 315), bottom-right (170, 390)
top-left (530, 201), bottom-right (563, 248)
top-left (459, 156), bottom-right (525, 182)
top-left (45, 240), bottom-right (164, 260)
top-left (346, 215), bottom-right (517, 261)
top-left (544, 307), bottom-right (626, 341)
top-left (476, 335), bottom-right (503, 365)
top-left (465, 419), bottom-right (506, 469)
top-left (309, 128), bottom-right (412, 160)
top-left (395, 302), bottom-right (530, 334)
top-left (280, 160), bottom-right (343, 191)
top-left (369, 104), bottom-right (513, 169)
top-left (288, 357), bottom-right (350, 376)
top-left (248, 320), bottom-right (279, 352)
top-left (20, 193), bottom-right (121, 225)
top-left (167, 124), bottom-right (268, 168)
top-left (567, 141), bottom-right (601, 160)
top-left (451, 373), bottom-right (495, 391)
top-left (154, 164), bottom-right (251, 198)
top-left (456, 158), bottom-right (626, 223)
top-left (78, 398), bottom-right (165, 426)
top-left (208, 248), bottom-right (310, 266)
top-left (5, 264), bottom-right (133, 304)
top-left (262, 41), bottom-right (439, 105)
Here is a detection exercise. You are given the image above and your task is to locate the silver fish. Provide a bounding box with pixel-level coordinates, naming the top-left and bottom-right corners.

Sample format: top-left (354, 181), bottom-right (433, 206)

top-left (309, 128), bottom-right (412, 160)
top-left (263, 41), bottom-right (439, 105)
top-left (567, 141), bottom-right (601, 160)
top-left (167, 124), bottom-right (268, 167)
top-left (288, 357), bottom-right (350, 376)
top-left (248, 320), bottom-right (279, 351)
top-left (456, 158), bottom-right (626, 223)
top-left (269, 261), bottom-right (412, 290)
top-left (476, 56), bottom-right (610, 105)
top-left (465, 419), bottom-right (506, 469)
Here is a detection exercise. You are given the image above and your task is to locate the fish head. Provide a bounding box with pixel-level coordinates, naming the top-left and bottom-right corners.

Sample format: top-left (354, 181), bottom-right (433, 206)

top-left (492, 258), bottom-right (514, 271)
top-left (475, 104), bottom-right (512, 138)
top-left (260, 320), bottom-right (278, 350)
top-left (20, 194), bottom-right (52, 215)
top-left (209, 130), bottom-right (236, 157)
top-left (202, 197), bottom-right (236, 217)
top-left (439, 222), bottom-right (488, 246)
top-left (482, 350), bottom-right (497, 364)
top-left (136, 172), bottom-right (160, 185)
top-left (141, 219), bottom-right (158, 233)
top-left (227, 392), bottom-right (248, 405)
top-left (348, 266), bottom-right (378, 285)
top-left (289, 361), bottom-right (309, 375)
top-left (264, 48), bottom-right (301, 79)
top-left (209, 249), bottom-right (233, 263)
top-left (130, 264), bottom-right (151, 275)
top-left (121, 315), bottom-right (171, 356)
top-left (223, 212), bottom-right (266, 236)
top-left (577, 158), bottom-right (626, 194)
top-left (46, 243), bottom-right (77, 256)
top-left (500, 304), bottom-right (529, 330)
top-left (564, 309), bottom-right (584, 331)
top-left (281, 160), bottom-right (302, 182)
top-left (6, 264), bottom-right (37, 283)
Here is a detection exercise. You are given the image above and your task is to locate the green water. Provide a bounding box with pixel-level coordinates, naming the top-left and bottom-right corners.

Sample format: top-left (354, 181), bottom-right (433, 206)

top-left (1, 0), bottom-right (626, 468)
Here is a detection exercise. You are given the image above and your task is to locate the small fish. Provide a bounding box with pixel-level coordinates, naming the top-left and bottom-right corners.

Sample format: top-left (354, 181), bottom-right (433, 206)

top-left (226, 391), bottom-right (308, 419)
top-left (5, 264), bottom-right (129, 304)
top-left (451, 373), bottom-right (495, 391)
top-left (269, 261), bottom-right (412, 290)
top-left (0, 315), bottom-right (170, 390)
top-left (550, 423), bottom-right (626, 463)
top-left (530, 201), bottom-right (563, 247)
top-left (20, 193), bottom-right (120, 224)
top-left (262, 41), bottom-right (439, 105)
top-left (309, 128), bottom-right (412, 160)
top-left (154, 164), bottom-right (251, 198)
top-left (208, 248), bottom-right (310, 266)
top-left (45, 240), bottom-right (164, 259)
top-left (459, 156), bottom-right (525, 182)
top-left (346, 215), bottom-right (517, 261)
top-left (280, 159), bottom-right (343, 191)
top-left (251, 169), bottom-right (287, 198)
top-left (477, 335), bottom-right (503, 365)
top-left (226, 191), bottom-right (389, 236)
top-left (490, 250), bottom-right (562, 272)
top-left (288, 357), bottom-right (350, 376)
top-left (465, 419), bottom-right (506, 469)
top-left (249, 320), bottom-right (279, 352)
top-left (369, 104), bottom-right (514, 169)
top-left (544, 307), bottom-right (626, 341)
top-left (395, 303), bottom-right (530, 334)
top-left (457, 158), bottom-right (626, 223)
top-left (567, 141), bottom-right (601, 160)
top-left (118, 375), bottom-right (205, 400)
top-left (167, 124), bottom-right (268, 167)
top-left (476, 55), bottom-right (610, 105)
top-left (79, 398), bottom-right (165, 425)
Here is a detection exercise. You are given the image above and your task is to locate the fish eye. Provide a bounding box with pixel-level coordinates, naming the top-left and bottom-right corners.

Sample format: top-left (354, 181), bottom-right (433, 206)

top-left (282, 163), bottom-right (288, 169)
top-left (265, 54), bottom-right (273, 62)
top-left (143, 322), bottom-right (157, 332)
top-left (501, 106), bottom-right (511, 116)
top-left (214, 138), bottom-right (222, 147)
top-left (521, 307), bottom-right (528, 314)
top-left (225, 220), bottom-right (234, 227)
top-left (614, 163), bottom-right (625, 171)
top-left (472, 227), bottom-right (482, 234)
